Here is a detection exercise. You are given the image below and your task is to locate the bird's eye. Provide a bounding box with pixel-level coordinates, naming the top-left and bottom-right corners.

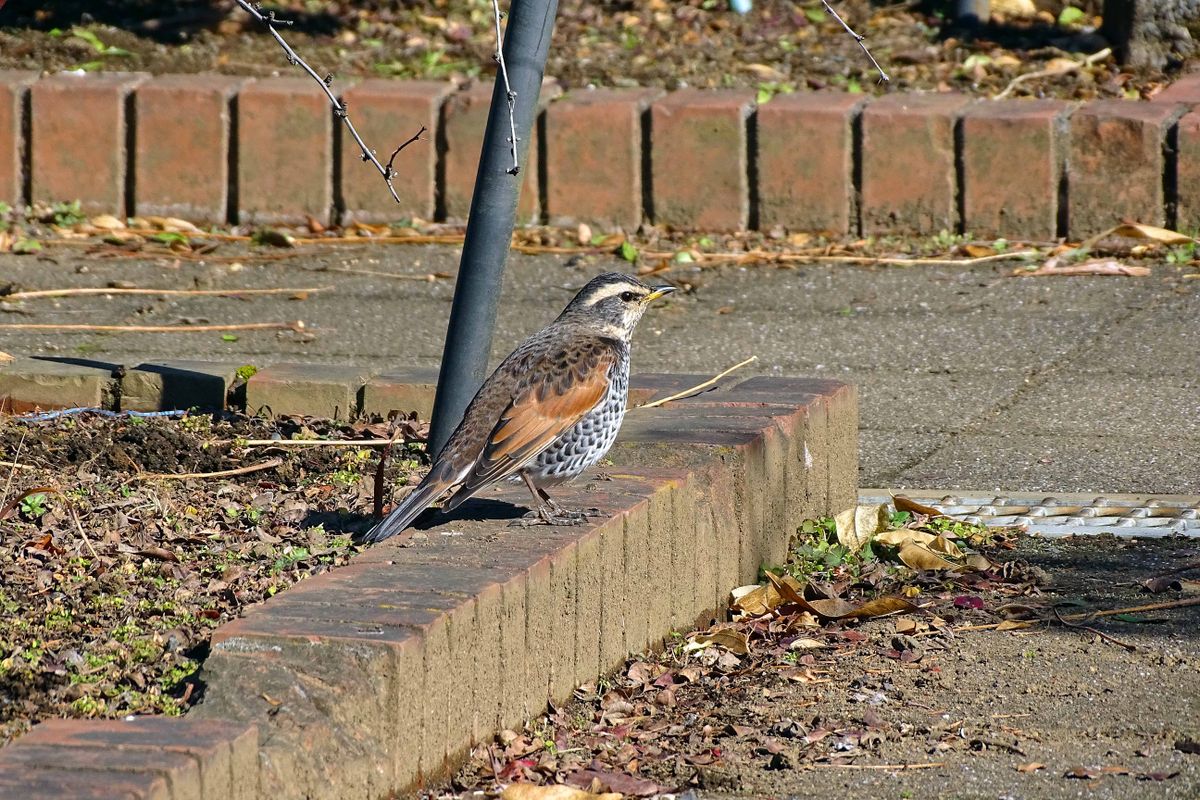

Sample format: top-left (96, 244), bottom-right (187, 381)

top-left (619, 291), bottom-right (637, 302)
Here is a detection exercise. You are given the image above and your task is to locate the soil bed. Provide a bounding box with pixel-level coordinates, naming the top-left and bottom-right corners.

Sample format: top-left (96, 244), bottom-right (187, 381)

top-left (0, 409), bottom-right (425, 746)
top-left (0, 0), bottom-right (1183, 102)
top-left (444, 513), bottom-right (1200, 800)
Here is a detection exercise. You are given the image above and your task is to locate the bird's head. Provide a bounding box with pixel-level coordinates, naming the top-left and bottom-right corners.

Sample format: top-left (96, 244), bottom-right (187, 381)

top-left (560, 272), bottom-right (675, 339)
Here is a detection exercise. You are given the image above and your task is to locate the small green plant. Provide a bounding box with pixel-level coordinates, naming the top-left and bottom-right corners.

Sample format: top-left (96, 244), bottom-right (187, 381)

top-left (69, 27), bottom-right (133, 58)
top-left (235, 364), bottom-right (259, 381)
top-left (50, 200), bottom-right (85, 226)
top-left (19, 493), bottom-right (48, 519)
top-left (1166, 241), bottom-right (1196, 264)
top-left (1057, 6), bottom-right (1086, 26)
top-left (619, 240), bottom-right (638, 263)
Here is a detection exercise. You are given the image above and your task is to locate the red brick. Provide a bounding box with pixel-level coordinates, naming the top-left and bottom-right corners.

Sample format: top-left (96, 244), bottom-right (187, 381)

top-left (1152, 72), bottom-right (1200, 105)
top-left (756, 92), bottom-right (863, 235)
top-left (0, 768), bottom-right (168, 799)
top-left (361, 366), bottom-right (440, 420)
top-left (134, 75), bottom-right (245, 224)
top-left (18, 717), bottom-right (257, 800)
top-left (1175, 109), bottom-right (1200, 230)
top-left (30, 72), bottom-right (147, 215)
top-left (0, 744), bottom-right (198, 800)
top-left (960, 99), bottom-right (1070, 239)
top-left (544, 88), bottom-right (661, 230)
top-left (244, 362), bottom-right (375, 418)
top-left (236, 77), bottom-right (333, 225)
top-left (0, 72), bottom-right (36, 206)
top-left (861, 93), bottom-right (973, 235)
top-left (442, 82), bottom-right (540, 223)
top-left (1067, 100), bottom-right (1183, 237)
top-left (650, 89), bottom-right (754, 231)
top-left (339, 80), bottom-right (450, 224)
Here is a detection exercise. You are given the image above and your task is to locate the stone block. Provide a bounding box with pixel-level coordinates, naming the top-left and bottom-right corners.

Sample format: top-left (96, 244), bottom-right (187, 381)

top-left (1067, 99), bottom-right (1183, 236)
top-left (30, 73), bottom-right (147, 215)
top-left (0, 357), bottom-right (116, 413)
top-left (120, 360), bottom-right (241, 412)
top-left (650, 89), bottom-right (755, 230)
top-left (339, 80), bottom-right (450, 224)
top-left (544, 88), bottom-right (661, 230)
top-left (961, 99), bottom-right (1071, 240)
top-left (236, 78), bottom-right (333, 226)
top-left (0, 71), bottom-right (37, 207)
top-left (756, 91), bottom-right (864, 234)
top-left (861, 93), bottom-right (973, 234)
top-left (135, 75), bottom-right (246, 223)
top-left (244, 363), bottom-right (375, 419)
top-left (361, 366), bottom-right (440, 420)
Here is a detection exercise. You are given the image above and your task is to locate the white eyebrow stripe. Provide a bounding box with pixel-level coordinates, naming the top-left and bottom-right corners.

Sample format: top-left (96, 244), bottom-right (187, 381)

top-left (583, 283), bottom-right (642, 305)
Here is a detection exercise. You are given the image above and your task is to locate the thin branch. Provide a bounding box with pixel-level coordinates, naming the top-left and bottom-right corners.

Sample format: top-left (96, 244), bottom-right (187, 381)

top-left (812, 762), bottom-right (945, 770)
top-left (233, 0), bottom-right (424, 203)
top-left (1051, 604), bottom-right (1139, 652)
top-left (1, 286), bottom-right (332, 302)
top-left (136, 457), bottom-right (284, 481)
top-left (821, 0), bottom-right (890, 84)
top-left (0, 426), bottom-right (29, 512)
top-left (957, 596), bottom-right (1200, 632)
top-left (238, 438), bottom-right (398, 447)
top-left (0, 459), bottom-right (37, 472)
top-left (0, 320), bottom-right (305, 334)
top-left (994, 48), bottom-right (1112, 101)
top-left (491, 0), bottom-right (521, 174)
top-left (636, 356), bottom-right (758, 409)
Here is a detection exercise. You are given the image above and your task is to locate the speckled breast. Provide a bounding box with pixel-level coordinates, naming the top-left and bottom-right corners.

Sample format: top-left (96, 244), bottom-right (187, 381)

top-left (526, 356), bottom-right (629, 486)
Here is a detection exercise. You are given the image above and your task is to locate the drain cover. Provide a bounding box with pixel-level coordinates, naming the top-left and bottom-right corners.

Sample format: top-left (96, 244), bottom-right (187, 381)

top-left (858, 489), bottom-right (1200, 538)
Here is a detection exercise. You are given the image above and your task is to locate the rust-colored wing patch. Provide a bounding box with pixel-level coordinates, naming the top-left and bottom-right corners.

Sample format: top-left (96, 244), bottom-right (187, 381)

top-left (448, 342), bottom-right (615, 502)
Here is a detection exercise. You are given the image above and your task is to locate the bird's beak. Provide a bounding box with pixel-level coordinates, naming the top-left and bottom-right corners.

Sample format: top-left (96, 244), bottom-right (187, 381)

top-left (643, 285), bottom-right (676, 303)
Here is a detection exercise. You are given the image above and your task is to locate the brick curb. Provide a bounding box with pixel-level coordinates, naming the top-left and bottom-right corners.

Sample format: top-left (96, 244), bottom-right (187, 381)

top-left (5, 71), bottom-right (1200, 237)
top-left (0, 364), bottom-right (857, 799)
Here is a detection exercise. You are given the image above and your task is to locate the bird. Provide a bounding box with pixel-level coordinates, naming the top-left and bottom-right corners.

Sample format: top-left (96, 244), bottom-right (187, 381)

top-left (357, 272), bottom-right (675, 544)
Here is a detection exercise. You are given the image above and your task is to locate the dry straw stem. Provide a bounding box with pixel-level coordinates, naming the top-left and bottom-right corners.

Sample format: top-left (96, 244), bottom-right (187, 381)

top-left (813, 762), bottom-right (945, 770)
top-left (0, 321), bottom-right (306, 334)
top-left (636, 356), bottom-right (759, 409)
top-left (1, 286), bottom-right (332, 301)
top-left (957, 596), bottom-right (1200, 632)
top-left (233, 0), bottom-right (425, 203)
top-left (136, 457), bottom-right (284, 481)
top-left (994, 47), bottom-right (1112, 100)
top-left (239, 438), bottom-right (398, 447)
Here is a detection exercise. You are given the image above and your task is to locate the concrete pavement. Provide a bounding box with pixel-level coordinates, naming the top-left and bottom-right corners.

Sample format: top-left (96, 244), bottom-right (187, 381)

top-left (1, 243), bottom-right (1196, 494)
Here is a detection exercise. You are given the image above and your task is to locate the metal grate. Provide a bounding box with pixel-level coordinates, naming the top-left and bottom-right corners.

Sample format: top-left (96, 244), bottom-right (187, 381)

top-left (858, 489), bottom-right (1200, 538)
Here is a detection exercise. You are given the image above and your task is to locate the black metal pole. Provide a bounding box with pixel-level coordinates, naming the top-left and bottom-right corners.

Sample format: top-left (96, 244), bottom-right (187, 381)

top-left (427, 0), bottom-right (559, 457)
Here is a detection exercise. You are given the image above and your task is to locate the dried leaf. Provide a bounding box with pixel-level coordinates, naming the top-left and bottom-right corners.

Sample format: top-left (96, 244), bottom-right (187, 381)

top-left (1017, 762), bottom-right (1045, 773)
top-left (89, 214), bottom-right (125, 230)
top-left (892, 495), bottom-right (945, 517)
top-left (1140, 575), bottom-right (1183, 594)
top-left (731, 581), bottom-right (784, 616)
top-left (685, 628), bottom-right (749, 655)
top-left (1108, 222), bottom-right (1194, 245)
top-left (898, 541), bottom-right (963, 571)
top-left (834, 504), bottom-right (889, 551)
top-left (1020, 258), bottom-right (1151, 277)
top-left (0, 350), bottom-right (13, 364)
top-left (874, 528), bottom-right (936, 548)
top-left (503, 784), bottom-right (621, 800)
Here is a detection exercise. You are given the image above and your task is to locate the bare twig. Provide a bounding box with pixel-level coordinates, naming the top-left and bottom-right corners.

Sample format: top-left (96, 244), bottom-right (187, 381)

top-left (317, 266), bottom-right (452, 282)
top-left (636, 356), bottom-right (759, 409)
top-left (0, 459), bottom-right (37, 472)
top-left (136, 457), bottom-right (284, 481)
top-left (1, 286), bottom-right (332, 301)
top-left (820, 0), bottom-right (890, 84)
top-left (812, 762), bottom-right (944, 770)
top-left (0, 321), bottom-right (306, 334)
top-left (233, 0), bottom-right (424, 203)
top-left (1051, 604), bottom-right (1139, 652)
top-left (491, 0), bottom-right (521, 174)
top-left (957, 596), bottom-right (1200, 632)
top-left (0, 426), bottom-right (29, 512)
top-left (994, 47), bottom-right (1112, 101)
top-left (238, 438), bottom-right (398, 447)
top-left (69, 505), bottom-right (99, 561)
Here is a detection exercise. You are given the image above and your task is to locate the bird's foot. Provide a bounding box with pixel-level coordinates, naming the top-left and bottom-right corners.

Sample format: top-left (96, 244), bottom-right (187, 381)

top-left (508, 506), bottom-right (596, 527)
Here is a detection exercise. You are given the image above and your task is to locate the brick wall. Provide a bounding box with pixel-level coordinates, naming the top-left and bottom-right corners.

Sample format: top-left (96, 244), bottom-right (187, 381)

top-left (5, 71), bottom-right (1200, 239)
top-left (0, 365), bottom-right (857, 800)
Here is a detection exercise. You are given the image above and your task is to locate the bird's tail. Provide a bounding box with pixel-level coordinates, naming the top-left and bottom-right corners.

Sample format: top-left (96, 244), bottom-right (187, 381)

top-left (356, 471), bottom-right (451, 544)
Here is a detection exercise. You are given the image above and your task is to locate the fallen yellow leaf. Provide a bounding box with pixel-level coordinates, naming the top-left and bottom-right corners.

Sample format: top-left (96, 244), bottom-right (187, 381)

top-left (502, 785), bottom-right (621, 800)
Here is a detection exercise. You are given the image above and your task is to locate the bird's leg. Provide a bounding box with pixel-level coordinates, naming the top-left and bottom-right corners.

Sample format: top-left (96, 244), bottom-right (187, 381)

top-left (510, 474), bottom-right (595, 526)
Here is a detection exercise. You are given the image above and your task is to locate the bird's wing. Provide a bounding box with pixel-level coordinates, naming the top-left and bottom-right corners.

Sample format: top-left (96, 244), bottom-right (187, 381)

top-left (448, 342), bottom-right (617, 503)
